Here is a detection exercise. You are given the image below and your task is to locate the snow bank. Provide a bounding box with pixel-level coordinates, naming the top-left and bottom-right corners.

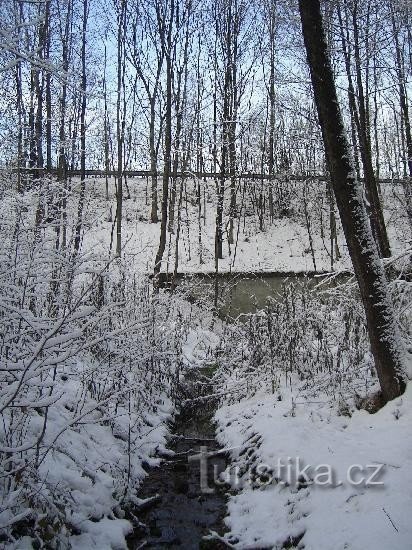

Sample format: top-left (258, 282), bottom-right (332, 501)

top-left (215, 383), bottom-right (412, 549)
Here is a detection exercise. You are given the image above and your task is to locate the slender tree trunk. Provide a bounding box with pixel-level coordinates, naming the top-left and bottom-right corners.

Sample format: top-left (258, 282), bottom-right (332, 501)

top-left (213, 33), bottom-right (222, 305)
top-left (299, 0), bottom-right (405, 403)
top-left (35, 52), bottom-right (44, 170)
top-left (103, 40), bottom-right (110, 201)
top-left (214, 24), bottom-right (224, 262)
top-left (154, 0), bottom-right (174, 285)
top-left (115, 0), bottom-right (126, 257)
top-left (45, 0), bottom-right (52, 171)
top-left (171, 180), bottom-right (184, 290)
top-left (57, 0), bottom-right (70, 250)
top-left (268, 62), bottom-right (275, 221)
top-left (74, 0), bottom-right (88, 254)
top-left (15, 54), bottom-right (23, 192)
top-left (149, 98), bottom-right (159, 222)
top-left (15, 0), bottom-right (26, 191)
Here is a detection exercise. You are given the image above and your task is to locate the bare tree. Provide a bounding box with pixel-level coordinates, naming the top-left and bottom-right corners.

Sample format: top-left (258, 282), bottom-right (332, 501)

top-left (299, 0), bottom-right (406, 403)
top-left (153, 0), bottom-right (176, 285)
top-left (337, 1), bottom-right (391, 258)
top-left (128, 0), bottom-right (165, 223)
top-left (115, 0), bottom-right (127, 257)
top-left (74, 0), bottom-right (88, 254)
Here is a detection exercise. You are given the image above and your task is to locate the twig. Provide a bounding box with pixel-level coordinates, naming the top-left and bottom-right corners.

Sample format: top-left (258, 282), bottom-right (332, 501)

top-left (204, 530), bottom-right (237, 548)
top-left (382, 507), bottom-right (399, 532)
top-left (135, 494), bottom-right (161, 513)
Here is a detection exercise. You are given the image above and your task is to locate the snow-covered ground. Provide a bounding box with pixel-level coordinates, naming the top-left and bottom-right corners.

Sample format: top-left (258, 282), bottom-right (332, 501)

top-left (207, 258), bottom-right (412, 550)
top-left (15, 389), bottom-right (173, 550)
top-left (77, 176), bottom-right (409, 275)
top-left (1, 174), bottom-right (410, 549)
top-left (215, 381), bottom-right (412, 550)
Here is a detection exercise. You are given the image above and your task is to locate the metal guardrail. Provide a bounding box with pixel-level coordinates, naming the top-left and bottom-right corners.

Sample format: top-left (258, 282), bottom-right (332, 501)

top-left (4, 167), bottom-right (409, 184)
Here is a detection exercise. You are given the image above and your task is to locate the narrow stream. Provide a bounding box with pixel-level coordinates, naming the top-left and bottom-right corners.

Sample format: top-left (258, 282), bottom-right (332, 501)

top-left (129, 272), bottom-right (349, 548)
top-left (128, 379), bottom-right (228, 549)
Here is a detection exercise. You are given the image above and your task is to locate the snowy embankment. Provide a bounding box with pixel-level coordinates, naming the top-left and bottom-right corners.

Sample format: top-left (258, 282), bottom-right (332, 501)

top-left (0, 182), bottom-right (218, 549)
top-left (215, 383), bottom-right (412, 550)
top-left (79, 176), bottom-right (408, 275)
top-left (209, 270), bottom-right (412, 550)
top-left (25, 391), bottom-right (173, 550)
top-left (65, 324), bottom-right (218, 550)
top-left (4, 318), bottom-right (218, 550)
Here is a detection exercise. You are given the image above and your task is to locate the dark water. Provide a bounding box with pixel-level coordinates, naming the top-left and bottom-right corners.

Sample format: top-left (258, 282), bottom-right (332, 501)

top-left (128, 402), bottom-right (228, 549)
top-left (173, 271), bottom-right (346, 318)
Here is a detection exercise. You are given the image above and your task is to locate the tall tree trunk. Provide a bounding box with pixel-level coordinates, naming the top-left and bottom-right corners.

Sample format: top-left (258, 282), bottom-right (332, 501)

top-left (149, 98), bottom-right (159, 222)
top-left (74, 0), bottom-right (88, 254)
top-left (169, 11), bottom-right (190, 234)
top-left (351, 1), bottom-right (390, 257)
top-left (45, 0), bottom-right (52, 171)
top-left (58, 0), bottom-right (73, 250)
top-left (115, 0), bottom-right (126, 257)
top-left (103, 40), bottom-right (110, 201)
top-left (35, 58), bottom-right (44, 170)
top-left (268, 44), bottom-right (276, 221)
top-left (15, 50), bottom-right (23, 192)
top-left (299, 0), bottom-right (405, 403)
top-left (15, 0), bottom-right (26, 191)
top-left (154, 0), bottom-right (175, 285)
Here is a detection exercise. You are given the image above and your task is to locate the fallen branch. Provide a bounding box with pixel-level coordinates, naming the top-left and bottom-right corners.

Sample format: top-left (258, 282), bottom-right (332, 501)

top-left (134, 494), bottom-right (161, 513)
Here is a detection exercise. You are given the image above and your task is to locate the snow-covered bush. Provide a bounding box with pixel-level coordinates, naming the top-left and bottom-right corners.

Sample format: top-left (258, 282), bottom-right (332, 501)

top-left (0, 182), bottom-right (189, 547)
top-left (213, 270), bottom-right (412, 410)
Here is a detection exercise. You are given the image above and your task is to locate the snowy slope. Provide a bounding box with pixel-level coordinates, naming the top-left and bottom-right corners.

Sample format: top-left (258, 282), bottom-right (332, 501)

top-left (215, 383), bottom-right (412, 550)
top-left (72, 177), bottom-right (409, 276)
